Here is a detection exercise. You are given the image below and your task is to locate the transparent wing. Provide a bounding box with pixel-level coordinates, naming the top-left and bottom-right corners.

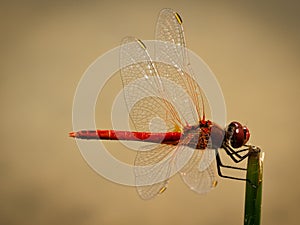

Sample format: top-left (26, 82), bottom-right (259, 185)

top-left (135, 134), bottom-right (217, 199)
top-left (155, 10), bottom-right (217, 192)
top-left (155, 8), bottom-right (206, 121)
top-left (129, 96), bottom-right (179, 133)
top-left (155, 8), bottom-right (187, 68)
top-left (135, 138), bottom-right (195, 200)
top-left (120, 10), bottom-right (216, 199)
top-left (134, 144), bottom-right (175, 200)
top-left (180, 148), bottom-right (218, 194)
top-left (120, 37), bottom-right (199, 131)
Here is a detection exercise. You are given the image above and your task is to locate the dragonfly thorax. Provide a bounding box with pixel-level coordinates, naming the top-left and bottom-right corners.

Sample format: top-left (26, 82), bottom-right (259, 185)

top-left (182, 120), bottom-right (216, 150)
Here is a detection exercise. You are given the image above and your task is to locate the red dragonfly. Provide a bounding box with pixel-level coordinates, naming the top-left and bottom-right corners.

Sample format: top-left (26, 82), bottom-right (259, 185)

top-left (70, 8), bottom-right (251, 200)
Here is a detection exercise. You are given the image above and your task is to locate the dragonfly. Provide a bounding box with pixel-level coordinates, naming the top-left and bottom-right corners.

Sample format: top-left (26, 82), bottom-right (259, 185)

top-left (70, 8), bottom-right (252, 200)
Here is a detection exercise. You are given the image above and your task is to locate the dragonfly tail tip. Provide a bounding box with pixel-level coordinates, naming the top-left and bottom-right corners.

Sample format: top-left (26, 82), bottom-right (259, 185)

top-left (69, 132), bottom-right (76, 138)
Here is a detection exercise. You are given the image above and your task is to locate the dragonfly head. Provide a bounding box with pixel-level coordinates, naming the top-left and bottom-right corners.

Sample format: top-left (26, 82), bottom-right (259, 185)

top-left (226, 121), bottom-right (250, 148)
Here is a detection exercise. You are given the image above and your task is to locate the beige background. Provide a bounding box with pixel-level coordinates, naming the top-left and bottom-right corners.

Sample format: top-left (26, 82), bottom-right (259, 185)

top-left (1, 0), bottom-right (299, 225)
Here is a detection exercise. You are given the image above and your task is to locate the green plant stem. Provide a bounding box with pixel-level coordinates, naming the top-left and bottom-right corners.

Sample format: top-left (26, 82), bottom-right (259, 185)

top-left (244, 146), bottom-right (264, 225)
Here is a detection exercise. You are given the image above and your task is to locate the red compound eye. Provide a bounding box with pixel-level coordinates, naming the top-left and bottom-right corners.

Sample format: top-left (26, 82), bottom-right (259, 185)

top-left (227, 122), bottom-right (250, 148)
top-left (243, 126), bottom-right (250, 145)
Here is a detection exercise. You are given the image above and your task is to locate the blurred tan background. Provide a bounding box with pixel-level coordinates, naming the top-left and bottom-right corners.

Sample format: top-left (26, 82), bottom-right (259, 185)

top-left (1, 0), bottom-right (299, 224)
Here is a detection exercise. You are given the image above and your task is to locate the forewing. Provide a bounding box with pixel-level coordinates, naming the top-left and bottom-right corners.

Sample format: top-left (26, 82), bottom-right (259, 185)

top-left (155, 8), bottom-right (205, 122)
top-left (155, 8), bottom-right (187, 67)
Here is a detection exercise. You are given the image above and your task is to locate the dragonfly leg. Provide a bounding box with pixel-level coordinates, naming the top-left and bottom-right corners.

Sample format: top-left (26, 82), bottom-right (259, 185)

top-left (224, 143), bottom-right (250, 158)
top-left (215, 150), bottom-right (247, 171)
top-left (222, 144), bottom-right (250, 163)
top-left (215, 152), bottom-right (254, 185)
top-left (233, 148), bottom-right (249, 155)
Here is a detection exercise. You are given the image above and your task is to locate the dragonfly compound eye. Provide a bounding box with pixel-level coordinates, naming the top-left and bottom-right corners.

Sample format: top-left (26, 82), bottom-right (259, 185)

top-left (227, 121), bottom-right (245, 148)
top-left (242, 126), bottom-right (250, 145)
